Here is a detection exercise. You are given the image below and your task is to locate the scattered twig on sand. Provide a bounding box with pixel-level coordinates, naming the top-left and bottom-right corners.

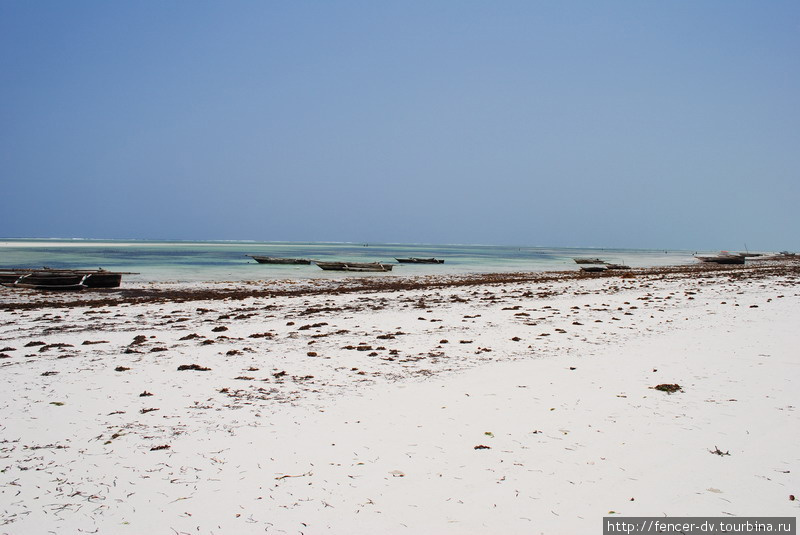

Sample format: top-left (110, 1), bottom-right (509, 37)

top-left (275, 471), bottom-right (312, 480)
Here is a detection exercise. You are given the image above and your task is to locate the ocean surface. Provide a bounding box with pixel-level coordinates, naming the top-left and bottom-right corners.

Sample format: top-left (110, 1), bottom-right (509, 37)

top-left (0, 239), bottom-right (702, 283)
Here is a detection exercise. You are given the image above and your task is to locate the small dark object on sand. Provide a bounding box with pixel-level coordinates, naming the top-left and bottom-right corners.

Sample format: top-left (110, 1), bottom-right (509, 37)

top-left (40, 343), bottom-right (72, 352)
top-left (130, 335), bottom-right (147, 346)
top-left (41, 371), bottom-right (58, 376)
top-left (212, 326), bottom-right (228, 332)
top-left (114, 366), bottom-right (130, 372)
top-left (177, 364), bottom-right (211, 371)
top-left (140, 407), bottom-right (159, 414)
top-left (474, 445), bottom-right (491, 450)
top-left (710, 446), bottom-right (730, 456)
top-left (150, 444), bottom-right (170, 451)
top-left (139, 391), bottom-right (153, 397)
top-left (654, 383), bottom-right (682, 393)
top-left (179, 333), bottom-right (201, 341)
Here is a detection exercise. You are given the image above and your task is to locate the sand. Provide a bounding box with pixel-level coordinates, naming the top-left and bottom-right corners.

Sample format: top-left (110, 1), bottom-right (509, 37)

top-left (0, 262), bottom-right (798, 534)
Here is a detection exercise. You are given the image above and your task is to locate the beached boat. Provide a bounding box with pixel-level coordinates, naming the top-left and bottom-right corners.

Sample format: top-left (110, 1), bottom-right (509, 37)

top-left (247, 255), bottom-right (312, 265)
top-left (580, 266), bottom-right (607, 273)
top-left (604, 263), bottom-right (631, 270)
top-left (694, 252), bottom-right (746, 265)
top-left (1, 272), bottom-right (88, 290)
top-left (315, 261), bottom-right (393, 272)
top-left (0, 268), bottom-right (136, 289)
top-left (395, 258), bottom-right (444, 264)
top-left (573, 258), bottom-right (606, 265)
top-left (750, 251), bottom-right (798, 261)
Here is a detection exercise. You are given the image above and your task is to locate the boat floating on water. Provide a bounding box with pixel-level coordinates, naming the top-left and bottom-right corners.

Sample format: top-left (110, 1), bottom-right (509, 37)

top-left (573, 258), bottom-right (606, 265)
top-left (0, 268), bottom-right (138, 290)
top-left (314, 261), bottom-right (393, 272)
top-left (395, 258), bottom-right (444, 264)
top-left (247, 255), bottom-right (312, 265)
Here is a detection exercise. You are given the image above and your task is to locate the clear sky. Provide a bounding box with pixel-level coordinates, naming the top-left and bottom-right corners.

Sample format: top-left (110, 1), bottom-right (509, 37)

top-left (1, 1), bottom-right (798, 250)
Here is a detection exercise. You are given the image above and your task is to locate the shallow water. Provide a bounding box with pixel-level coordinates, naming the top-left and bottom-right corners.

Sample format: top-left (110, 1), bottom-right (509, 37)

top-left (0, 239), bottom-right (701, 283)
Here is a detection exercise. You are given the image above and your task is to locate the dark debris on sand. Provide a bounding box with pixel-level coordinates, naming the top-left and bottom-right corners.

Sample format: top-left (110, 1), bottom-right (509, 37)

top-left (3, 261), bottom-right (799, 311)
top-left (653, 383), bottom-right (683, 394)
top-left (177, 364), bottom-right (211, 371)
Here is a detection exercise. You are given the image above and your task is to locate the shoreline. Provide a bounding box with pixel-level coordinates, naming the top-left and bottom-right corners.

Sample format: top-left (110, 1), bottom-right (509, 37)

top-left (1, 258), bottom-right (798, 533)
top-left (2, 259), bottom-right (798, 311)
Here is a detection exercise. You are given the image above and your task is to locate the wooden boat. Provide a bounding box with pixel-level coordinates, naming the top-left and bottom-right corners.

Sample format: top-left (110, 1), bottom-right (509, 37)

top-left (314, 261), bottom-right (393, 272)
top-left (0, 268), bottom-right (136, 289)
top-left (580, 266), bottom-right (607, 273)
top-left (694, 252), bottom-right (746, 265)
top-left (247, 255), bottom-right (311, 265)
top-left (573, 258), bottom-right (606, 265)
top-left (1, 272), bottom-right (88, 290)
top-left (604, 264), bottom-right (631, 270)
top-left (750, 251), bottom-right (798, 261)
top-left (395, 258), bottom-right (444, 264)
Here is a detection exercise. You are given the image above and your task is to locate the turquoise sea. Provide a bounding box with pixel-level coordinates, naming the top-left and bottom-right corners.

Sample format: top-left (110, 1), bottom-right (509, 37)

top-left (0, 239), bottom-right (701, 283)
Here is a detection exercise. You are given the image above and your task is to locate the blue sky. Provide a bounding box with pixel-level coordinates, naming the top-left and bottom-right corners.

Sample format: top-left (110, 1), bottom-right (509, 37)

top-left (1, 1), bottom-right (798, 250)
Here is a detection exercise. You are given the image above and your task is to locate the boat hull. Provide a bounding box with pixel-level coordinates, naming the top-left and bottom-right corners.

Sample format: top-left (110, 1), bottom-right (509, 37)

top-left (694, 255), bottom-right (745, 265)
top-left (0, 269), bottom-right (129, 288)
top-left (315, 262), bottom-right (393, 272)
top-left (82, 273), bottom-right (123, 287)
top-left (248, 256), bottom-right (311, 265)
top-left (395, 258), bottom-right (444, 264)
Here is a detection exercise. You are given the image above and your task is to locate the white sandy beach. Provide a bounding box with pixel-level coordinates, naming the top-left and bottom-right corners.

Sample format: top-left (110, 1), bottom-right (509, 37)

top-left (0, 265), bottom-right (798, 534)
